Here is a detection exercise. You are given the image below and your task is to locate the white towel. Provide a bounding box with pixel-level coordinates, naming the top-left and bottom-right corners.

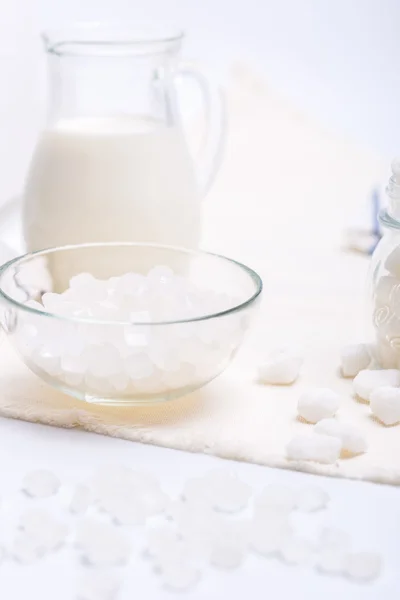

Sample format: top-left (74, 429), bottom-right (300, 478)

top-left (0, 64), bottom-right (394, 484)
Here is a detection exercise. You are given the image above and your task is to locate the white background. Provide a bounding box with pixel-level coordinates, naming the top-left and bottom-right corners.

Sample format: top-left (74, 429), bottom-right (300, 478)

top-left (0, 0), bottom-right (400, 203)
top-left (0, 1), bottom-right (399, 598)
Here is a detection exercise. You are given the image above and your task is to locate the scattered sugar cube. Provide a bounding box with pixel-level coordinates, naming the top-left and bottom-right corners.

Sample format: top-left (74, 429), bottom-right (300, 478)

top-left (250, 515), bottom-right (293, 556)
top-left (286, 433), bottom-right (341, 464)
top-left (315, 547), bottom-right (346, 575)
top-left (22, 470), bottom-right (60, 498)
top-left (210, 542), bottom-right (245, 569)
top-left (92, 466), bottom-right (161, 524)
top-left (76, 519), bottom-right (131, 566)
top-left (77, 573), bottom-right (120, 600)
top-left (211, 520), bottom-right (249, 563)
top-left (353, 369), bottom-right (400, 401)
top-left (314, 418), bottom-right (367, 455)
top-left (370, 386), bottom-right (400, 425)
top-left (340, 344), bottom-right (371, 377)
top-left (145, 527), bottom-right (182, 560)
top-left (166, 499), bottom-right (218, 555)
top-left (182, 471), bottom-right (251, 514)
top-left (385, 245), bottom-right (400, 278)
top-left (279, 535), bottom-right (314, 565)
top-left (160, 562), bottom-right (200, 591)
top-left (165, 499), bottom-right (186, 522)
top-left (213, 485), bottom-right (251, 513)
top-left (141, 488), bottom-right (169, 517)
top-left (69, 484), bottom-right (93, 515)
top-left (182, 477), bottom-right (212, 507)
top-left (258, 348), bottom-right (303, 385)
top-left (297, 388), bottom-right (340, 423)
top-left (295, 486), bottom-right (329, 512)
top-left (345, 551), bottom-right (382, 582)
top-left (82, 537), bottom-right (131, 567)
top-left (19, 508), bottom-right (68, 552)
top-left (315, 528), bottom-right (351, 575)
top-left (37, 520), bottom-right (68, 553)
top-left (204, 470), bottom-right (252, 513)
top-left (254, 484), bottom-right (297, 516)
top-left (173, 505), bottom-right (220, 559)
top-left (319, 527), bottom-right (352, 552)
top-left (99, 491), bottom-right (147, 526)
top-left (12, 533), bottom-right (45, 564)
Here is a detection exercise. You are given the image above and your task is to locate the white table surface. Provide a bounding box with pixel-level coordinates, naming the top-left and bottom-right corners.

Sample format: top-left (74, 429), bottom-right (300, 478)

top-left (0, 414), bottom-right (398, 599)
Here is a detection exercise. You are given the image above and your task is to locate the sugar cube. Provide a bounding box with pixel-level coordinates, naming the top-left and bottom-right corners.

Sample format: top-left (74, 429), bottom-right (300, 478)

top-left (340, 344), bottom-right (371, 377)
top-left (297, 388), bottom-right (340, 423)
top-left (353, 369), bottom-right (400, 402)
top-left (345, 552), bottom-right (382, 582)
top-left (286, 433), bottom-right (341, 464)
top-left (314, 418), bottom-right (367, 455)
top-left (370, 386), bottom-right (400, 425)
top-left (258, 348), bottom-right (303, 385)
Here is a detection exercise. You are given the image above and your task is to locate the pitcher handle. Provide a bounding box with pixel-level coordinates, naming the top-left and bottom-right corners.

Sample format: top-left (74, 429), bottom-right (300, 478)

top-left (177, 62), bottom-right (227, 197)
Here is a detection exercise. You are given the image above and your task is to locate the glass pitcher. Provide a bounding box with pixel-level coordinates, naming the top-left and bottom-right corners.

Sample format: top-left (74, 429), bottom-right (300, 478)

top-left (23, 23), bottom-right (226, 261)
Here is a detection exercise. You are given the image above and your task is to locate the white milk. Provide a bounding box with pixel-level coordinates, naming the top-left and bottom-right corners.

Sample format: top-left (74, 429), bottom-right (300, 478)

top-left (23, 117), bottom-right (201, 287)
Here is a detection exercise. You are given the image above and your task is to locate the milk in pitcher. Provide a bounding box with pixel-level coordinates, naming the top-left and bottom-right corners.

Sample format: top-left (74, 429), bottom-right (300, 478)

top-left (23, 117), bottom-right (201, 286)
top-left (24, 116), bottom-right (201, 250)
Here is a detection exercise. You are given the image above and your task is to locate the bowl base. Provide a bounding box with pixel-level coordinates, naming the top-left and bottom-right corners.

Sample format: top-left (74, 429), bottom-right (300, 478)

top-left (55, 380), bottom-right (204, 407)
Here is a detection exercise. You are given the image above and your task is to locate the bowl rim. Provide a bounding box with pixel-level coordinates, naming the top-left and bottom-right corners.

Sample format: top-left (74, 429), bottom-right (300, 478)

top-left (0, 242), bottom-right (263, 326)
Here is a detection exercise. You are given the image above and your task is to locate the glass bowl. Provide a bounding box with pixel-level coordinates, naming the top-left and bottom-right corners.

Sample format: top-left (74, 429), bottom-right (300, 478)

top-left (0, 243), bottom-right (262, 405)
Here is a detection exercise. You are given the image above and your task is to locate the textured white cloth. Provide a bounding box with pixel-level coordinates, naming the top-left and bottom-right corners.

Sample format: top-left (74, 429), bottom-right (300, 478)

top-left (0, 64), bottom-right (395, 484)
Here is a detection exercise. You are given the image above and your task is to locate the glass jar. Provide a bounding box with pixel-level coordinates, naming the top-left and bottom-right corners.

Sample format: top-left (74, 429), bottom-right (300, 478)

top-left (371, 160), bottom-right (400, 367)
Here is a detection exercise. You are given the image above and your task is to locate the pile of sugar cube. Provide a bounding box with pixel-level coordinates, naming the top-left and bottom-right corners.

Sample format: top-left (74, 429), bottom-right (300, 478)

top-left (257, 346), bottom-right (367, 464)
top-left (288, 384), bottom-right (368, 464)
top-left (16, 268), bottom-right (244, 397)
top-left (257, 341), bottom-right (400, 465)
top-left (4, 465), bottom-right (382, 597)
top-left (342, 343), bottom-right (400, 426)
